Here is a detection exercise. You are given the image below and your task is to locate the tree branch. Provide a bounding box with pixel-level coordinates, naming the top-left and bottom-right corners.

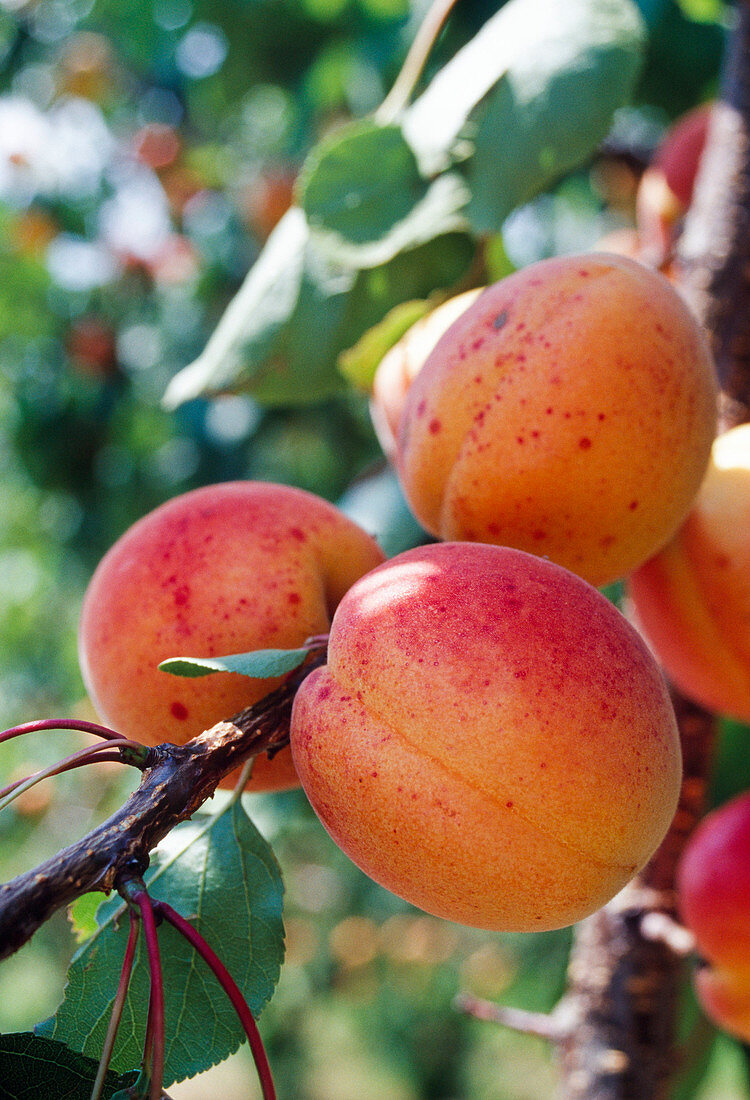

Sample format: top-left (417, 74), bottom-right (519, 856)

top-left (0, 645), bottom-right (325, 961)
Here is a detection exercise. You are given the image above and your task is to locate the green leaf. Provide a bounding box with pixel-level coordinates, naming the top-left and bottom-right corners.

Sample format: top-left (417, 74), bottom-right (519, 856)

top-left (0, 1032), bottom-right (136, 1099)
top-left (37, 802), bottom-right (285, 1088)
top-left (299, 121), bottom-right (423, 244)
top-left (298, 119), bottom-right (469, 266)
top-left (164, 218), bottom-right (474, 408)
top-left (163, 207), bottom-right (356, 408)
top-left (338, 298), bottom-right (433, 389)
top-left (467, 0), bottom-right (646, 232)
top-left (159, 646), bottom-right (310, 679)
top-left (68, 892), bottom-right (102, 944)
top-left (403, 0), bottom-right (645, 190)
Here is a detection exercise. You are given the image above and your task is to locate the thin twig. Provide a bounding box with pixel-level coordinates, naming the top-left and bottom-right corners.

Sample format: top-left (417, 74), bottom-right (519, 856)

top-left (376, 0), bottom-right (462, 123)
top-left (454, 992), bottom-right (574, 1043)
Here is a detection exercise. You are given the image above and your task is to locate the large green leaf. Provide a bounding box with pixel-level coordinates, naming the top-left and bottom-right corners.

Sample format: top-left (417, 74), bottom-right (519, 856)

top-left (402, 0), bottom-right (645, 195)
top-left (467, 0), bottom-right (647, 232)
top-left (298, 119), bottom-right (469, 266)
top-left (163, 207), bottom-right (355, 409)
top-left (37, 801), bottom-right (284, 1088)
top-left (164, 220), bottom-right (474, 408)
top-left (0, 1033), bottom-right (136, 1099)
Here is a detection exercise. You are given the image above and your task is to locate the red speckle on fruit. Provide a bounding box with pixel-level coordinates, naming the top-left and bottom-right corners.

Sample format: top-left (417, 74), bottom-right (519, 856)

top-left (171, 701), bottom-right (189, 720)
top-left (579, 437), bottom-right (592, 450)
top-left (429, 418), bottom-right (442, 434)
top-left (629, 500), bottom-right (639, 511)
top-left (288, 592), bottom-right (301, 605)
top-left (416, 399), bottom-right (427, 417)
top-left (289, 527), bottom-right (307, 542)
top-left (174, 585), bottom-right (190, 606)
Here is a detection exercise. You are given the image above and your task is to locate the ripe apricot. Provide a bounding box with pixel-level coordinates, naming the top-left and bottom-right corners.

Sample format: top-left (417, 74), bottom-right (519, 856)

top-left (629, 425), bottom-right (750, 724)
top-left (290, 542), bottom-right (681, 931)
top-left (78, 481), bottom-right (384, 791)
top-left (396, 253), bottom-right (717, 588)
top-left (370, 289), bottom-right (483, 459)
top-left (677, 791), bottom-right (750, 1041)
top-left (677, 791), bottom-right (750, 974)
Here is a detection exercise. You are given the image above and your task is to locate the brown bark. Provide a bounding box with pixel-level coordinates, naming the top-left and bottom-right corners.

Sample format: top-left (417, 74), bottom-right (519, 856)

top-left (0, 646), bottom-right (324, 961)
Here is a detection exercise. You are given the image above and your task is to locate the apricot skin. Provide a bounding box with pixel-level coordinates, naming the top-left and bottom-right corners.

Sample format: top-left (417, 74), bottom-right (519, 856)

top-left (290, 542), bottom-right (681, 932)
top-left (628, 426), bottom-right (750, 724)
top-left (396, 254), bottom-right (717, 588)
top-left (78, 481), bottom-right (384, 791)
top-left (677, 792), bottom-right (750, 975)
top-left (677, 792), bottom-right (750, 1041)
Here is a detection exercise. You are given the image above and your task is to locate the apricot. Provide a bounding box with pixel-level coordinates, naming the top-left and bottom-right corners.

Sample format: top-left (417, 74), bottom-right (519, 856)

top-left (628, 425), bottom-right (750, 724)
top-left (396, 253), bottom-right (717, 588)
top-left (636, 103), bottom-right (712, 264)
top-left (78, 481), bottom-right (384, 791)
top-left (290, 542), bottom-right (681, 931)
top-left (677, 791), bottom-right (750, 1041)
top-left (677, 791), bottom-right (750, 974)
top-left (370, 289), bottom-right (483, 459)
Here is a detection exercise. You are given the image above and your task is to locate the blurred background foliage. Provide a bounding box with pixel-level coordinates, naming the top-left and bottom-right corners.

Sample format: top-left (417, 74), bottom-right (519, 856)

top-left (0, 0), bottom-right (748, 1095)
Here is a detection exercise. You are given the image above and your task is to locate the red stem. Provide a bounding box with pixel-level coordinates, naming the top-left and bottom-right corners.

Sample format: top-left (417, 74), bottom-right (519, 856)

top-left (133, 891), bottom-right (165, 1100)
top-left (0, 740), bottom-right (144, 802)
top-left (0, 718), bottom-right (125, 744)
top-left (155, 899), bottom-right (277, 1100)
top-left (91, 910), bottom-right (140, 1100)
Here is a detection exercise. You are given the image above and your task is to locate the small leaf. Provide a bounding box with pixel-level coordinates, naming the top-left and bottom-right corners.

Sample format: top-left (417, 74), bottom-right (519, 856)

top-left (68, 892), bottom-right (102, 943)
top-left (338, 298), bottom-right (433, 389)
top-left (159, 647), bottom-right (310, 679)
top-left (0, 1032), bottom-right (136, 1099)
top-left (38, 801), bottom-right (285, 1088)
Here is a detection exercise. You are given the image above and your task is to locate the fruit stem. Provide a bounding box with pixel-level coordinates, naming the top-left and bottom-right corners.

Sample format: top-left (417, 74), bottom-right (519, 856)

top-left (90, 908), bottom-right (140, 1100)
top-left (376, 0), bottom-right (462, 123)
top-left (155, 899), bottom-right (277, 1100)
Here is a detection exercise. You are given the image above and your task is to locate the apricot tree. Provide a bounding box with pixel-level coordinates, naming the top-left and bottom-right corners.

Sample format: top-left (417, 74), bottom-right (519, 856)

top-left (2, 0), bottom-right (750, 1098)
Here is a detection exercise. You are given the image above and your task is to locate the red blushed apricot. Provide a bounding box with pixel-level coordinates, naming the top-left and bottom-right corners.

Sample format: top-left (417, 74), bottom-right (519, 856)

top-left (629, 425), bottom-right (750, 724)
top-left (370, 289), bottom-right (483, 460)
top-left (396, 254), bottom-right (717, 589)
top-left (677, 792), bottom-right (750, 974)
top-left (290, 542), bottom-right (681, 932)
top-left (694, 967), bottom-right (750, 1043)
top-left (78, 481), bottom-right (384, 791)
